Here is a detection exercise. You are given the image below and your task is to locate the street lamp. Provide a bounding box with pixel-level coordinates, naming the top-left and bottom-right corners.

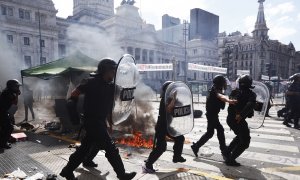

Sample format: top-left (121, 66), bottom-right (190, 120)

top-left (172, 56), bottom-right (177, 81)
top-left (224, 46), bottom-right (232, 79)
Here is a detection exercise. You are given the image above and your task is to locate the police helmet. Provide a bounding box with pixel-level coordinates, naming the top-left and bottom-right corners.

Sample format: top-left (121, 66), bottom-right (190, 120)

top-left (289, 73), bottom-right (300, 82)
top-left (91, 58), bottom-right (117, 76)
top-left (213, 75), bottom-right (227, 90)
top-left (238, 75), bottom-right (254, 89)
top-left (160, 81), bottom-right (173, 98)
top-left (6, 79), bottom-right (22, 90)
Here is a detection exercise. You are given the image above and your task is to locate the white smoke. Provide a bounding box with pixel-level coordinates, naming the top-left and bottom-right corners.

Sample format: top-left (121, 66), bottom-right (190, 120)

top-left (66, 24), bottom-right (124, 61)
top-left (0, 33), bottom-right (21, 88)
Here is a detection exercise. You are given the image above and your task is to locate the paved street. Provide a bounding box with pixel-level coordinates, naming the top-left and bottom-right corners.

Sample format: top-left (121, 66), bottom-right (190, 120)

top-left (0, 98), bottom-right (300, 180)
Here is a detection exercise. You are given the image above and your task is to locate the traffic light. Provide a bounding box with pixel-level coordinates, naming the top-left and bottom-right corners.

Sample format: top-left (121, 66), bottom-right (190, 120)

top-left (265, 63), bottom-right (271, 76)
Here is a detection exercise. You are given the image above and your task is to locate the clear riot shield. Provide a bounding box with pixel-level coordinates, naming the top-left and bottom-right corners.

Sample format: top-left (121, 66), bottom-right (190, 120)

top-left (112, 54), bottom-right (139, 125)
top-left (248, 81), bottom-right (270, 129)
top-left (165, 81), bottom-right (194, 137)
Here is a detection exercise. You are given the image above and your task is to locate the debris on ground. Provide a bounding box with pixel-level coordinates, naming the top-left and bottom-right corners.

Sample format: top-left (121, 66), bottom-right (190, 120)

top-left (25, 172), bottom-right (44, 180)
top-left (44, 122), bottom-right (61, 131)
top-left (123, 152), bottom-right (132, 159)
top-left (4, 168), bottom-right (27, 179)
top-left (11, 132), bottom-right (27, 142)
top-left (46, 174), bottom-right (57, 180)
top-left (68, 143), bottom-right (81, 148)
top-left (20, 122), bottom-right (35, 131)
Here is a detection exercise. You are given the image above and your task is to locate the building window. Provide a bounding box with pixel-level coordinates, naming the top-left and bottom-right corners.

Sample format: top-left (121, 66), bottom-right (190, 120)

top-left (24, 56), bottom-right (32, 67)
top-left (1, 5), bottom-right (13, 16)
top-left (142, 49), bottom-right (147, 61)
top-left (58, 44), bottom-right (66, 56)
top-left (40, 57), bottom-right (46, 65)
top-left (149, 50), bottom-right (154, 63)
top-left (24, 10), bottom-right (30, 20)
top-left (40, 39), bottom-right (45, 47)
top-left (19, 9), bottom-right (24, 18)
top-left (193, 49), bottom-right (197, 55)
top-left (35, 12), bottom-right (46, 23)
top-left (7, 35), bottom-right (13, 43)
top-left (7, 6), bottom-right (13, 16)
top-left (135, 48), bottom-right (140, 61)
top-left (127, 47), bottom-right (133, 55)
top-left (1, 5), bottom-right (6, 15)
top-left (24, 37), bottom-right (30, 45)
top-left (19, 9), bottom-right (30, 20)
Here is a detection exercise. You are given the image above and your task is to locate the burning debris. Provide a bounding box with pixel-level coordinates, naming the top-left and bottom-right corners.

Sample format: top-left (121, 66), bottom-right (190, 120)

top-left (116, 131), bottom-right (153, 149)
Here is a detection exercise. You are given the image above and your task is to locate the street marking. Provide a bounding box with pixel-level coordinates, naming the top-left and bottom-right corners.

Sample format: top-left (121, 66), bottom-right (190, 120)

top-left (48, 133), bottom-right (80, 144)
top-left (193, 126), bottom-right (290, 135)
top-left (260, 168), bottom-right (300, 180)
top-left (185, 136), bottom-right (299, 153)
top-left (191, 127), bottom-right (294, 142)
top-left (168, 144), bottom-right (300, 166)
top-left (262, 166), bottom-right (300, 172)
top-left (194, 121), bottom-right (285, 128)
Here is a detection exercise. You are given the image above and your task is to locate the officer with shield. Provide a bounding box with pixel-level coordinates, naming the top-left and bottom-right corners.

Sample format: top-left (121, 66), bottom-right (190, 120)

top-left (225, 75), bottom-right (256, 166)
top-left (60, 58), bottom-right (136, 180)
top-left (285, 73), bottom-right (300, 129)
top-left (143, 81), bottom-right (187, 173)
top-left (0, 79), bottom-right (21, 153)
top-left (191, 75), bottom-right (237, 159)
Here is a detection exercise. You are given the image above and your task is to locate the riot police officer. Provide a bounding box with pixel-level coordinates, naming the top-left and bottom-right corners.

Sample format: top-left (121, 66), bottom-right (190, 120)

top-left (143, 81), bottom-right (186, 173)
top-left (225, 75), bottom-right (256, 166)
top-left (60, 59), bottom-right (136, 180)
top-left (285, 73), bottom-right (300, 129)
top-left (0, 79), bottom-right (21, 153)
top-left (191, 75), bottom-right (236, 159)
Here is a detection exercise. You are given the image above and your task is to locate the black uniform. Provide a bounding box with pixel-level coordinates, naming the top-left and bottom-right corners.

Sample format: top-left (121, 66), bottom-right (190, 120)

top-left (0, 89), bottom-right (19, 148)
top-left (61, 77), bottom-right (127, 178)
top-left (226, 88), bottom-right (256, 162)
top-left (23, 86), bottom-right (35, 121)
top-left (145, 97), bottom-right (185, 167)
top-left (192, 86), bottom-right (227, 154)
top-left (286, 82), bottom-right (300, 128)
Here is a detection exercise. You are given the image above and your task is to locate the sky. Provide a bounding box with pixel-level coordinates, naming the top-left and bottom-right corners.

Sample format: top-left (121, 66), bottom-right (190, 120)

top-left (52, 0), bottom-right (300, 50)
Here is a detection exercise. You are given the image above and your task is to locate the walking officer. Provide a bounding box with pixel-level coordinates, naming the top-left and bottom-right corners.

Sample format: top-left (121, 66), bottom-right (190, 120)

top-left (143, 81), bottom-right (186, 173)
top-left (191, 75), bottom-right (236, 159)
top-left (285, 73), bottom-right (300, 129)
top-left (60, 58), bottom-right (136, 180)
top-left (225, 75), bottom-right (256, 166)
top-left (0, 79), bottom-right (21, 153)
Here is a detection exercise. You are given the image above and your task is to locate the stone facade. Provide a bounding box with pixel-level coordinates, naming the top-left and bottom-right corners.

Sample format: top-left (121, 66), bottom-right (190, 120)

top-left (0, 0), bottom-right (58, 68)
top-left (219, 0), bottom-right (299, 80)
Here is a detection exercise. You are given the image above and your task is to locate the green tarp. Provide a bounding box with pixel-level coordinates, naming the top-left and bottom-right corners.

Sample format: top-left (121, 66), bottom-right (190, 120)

top-left (21, 51), bottom-right (98, 79)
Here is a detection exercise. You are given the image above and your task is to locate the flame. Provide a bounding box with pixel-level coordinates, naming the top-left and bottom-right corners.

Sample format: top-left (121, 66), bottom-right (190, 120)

top-left (116, 131), bottom-right (154, 149)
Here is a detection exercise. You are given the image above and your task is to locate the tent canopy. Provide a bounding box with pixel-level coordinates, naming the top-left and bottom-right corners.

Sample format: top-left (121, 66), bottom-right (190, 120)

top-left (21, 51), bottom-right (98, 79)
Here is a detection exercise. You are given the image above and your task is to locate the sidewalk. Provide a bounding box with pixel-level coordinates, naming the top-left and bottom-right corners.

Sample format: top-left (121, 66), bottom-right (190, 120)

top-left (0, 132), bottom-right (214, 180)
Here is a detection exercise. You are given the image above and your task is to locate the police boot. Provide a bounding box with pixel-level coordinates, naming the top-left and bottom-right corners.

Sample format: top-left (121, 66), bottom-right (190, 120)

top-left (117, 172), bottom-right (137, 180)
top-left (225, 158), bottom-right (241, 167)
top-left (191, 143), bottom-right (199, 157)
top-left (173, 156), bottom-right (186, 163)
top-left (60, 167), bottom-right (77, 180)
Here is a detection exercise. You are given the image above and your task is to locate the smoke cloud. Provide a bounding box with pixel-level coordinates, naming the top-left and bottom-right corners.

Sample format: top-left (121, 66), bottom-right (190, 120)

top-left (0, 33), bottom-right (21, 89)
top-left (66, 24), bottom-right (124, 61)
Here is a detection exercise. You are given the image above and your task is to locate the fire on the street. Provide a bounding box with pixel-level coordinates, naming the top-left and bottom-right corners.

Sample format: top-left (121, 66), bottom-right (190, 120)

top-left (116, 131), bottom-right (154, 149)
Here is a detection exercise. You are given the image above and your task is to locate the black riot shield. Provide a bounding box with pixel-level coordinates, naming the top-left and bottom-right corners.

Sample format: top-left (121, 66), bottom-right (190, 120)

top-left (248, 81), bottom-right (270, 129)
top-left (165, 81), bottom-right (194, 137)
top-left (112, 54), bottom-right (139, 125)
